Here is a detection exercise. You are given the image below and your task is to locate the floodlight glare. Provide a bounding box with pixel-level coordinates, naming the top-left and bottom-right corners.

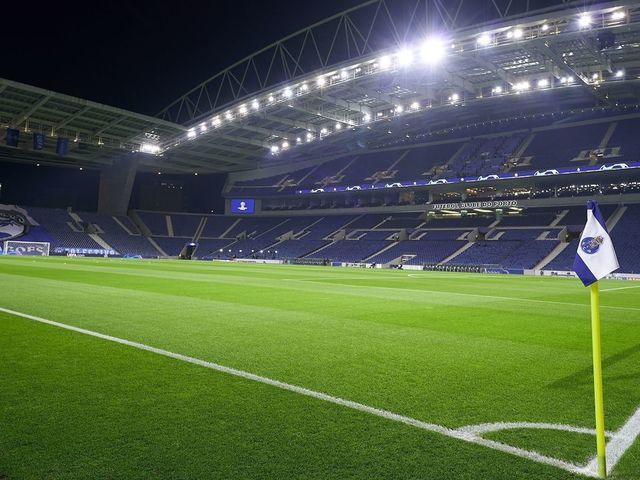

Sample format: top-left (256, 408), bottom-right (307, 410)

top-left (379, 55), bottom-right (392, 69)
top-left (296, 137), bottom-right (301, 143)
top-left (340, 70), bottom-right (349, 80)
top-left (611, 10), bottom-right (625, 21)
top-left (320, 127), bottom-right (328, 134)
top-left (283, 88), bottom-right (293, 98)
top-left (239, 105), bottom-right (247, 115)
top-left (560, 77), bottom-right (567, 84)
top-left (187, 129), bottom-right (196, 139)
top-left (212, 116), bottom-right (221, 127)
top-left (282, 141), bottom-right (289, 149)
top-left (410, 101), bottom-right (420, 110)
top-left (270, 145), bottom-right (279, 153)
top-left (567, 76), bottom-right (575, 83)
top-left (301, 83), bottom-right (309, 91)
top-left (395, 105), bottom-right (404, 113)
top-left (513, 28), bottom-right (523, 39)
top-left (335, 122), bottom-right (342, 130)
top-left (225, 111), bottom-right (233, 120)
top-left (396, 48), bottom-right (414, 67)
top-left (477, 34), bottom-right (491, 46)
top-left (140, 143), bottom-right (160, 154)
top-left (306, 132), bottom-right (313, 139)
top-left (592, 72), bottom-right (599, 80)
top-left (537, 78), bottom-right (549, 88)
top-left (578, 14), bottom-right (592, 28)
top-left (493, 85), bottom-right (503, 94)
top-left (450, 93), bottom-right (460, 102)
top-left (268, 95), bottom-right (275, 102)
top-left (251, 99), bottom-right (260, 110)
top-left (616, 69), bottom-right (624, 78)
top-left (420, 37), bottom-right (445, 64)
top-left (541, 23), bottom-right (549, 31)
top-left (200, 123), bottom-right (207, 132)
top-left (317, 76), bottom-right (326, 87)
top-left (363, 113), bottom-right (371, 123)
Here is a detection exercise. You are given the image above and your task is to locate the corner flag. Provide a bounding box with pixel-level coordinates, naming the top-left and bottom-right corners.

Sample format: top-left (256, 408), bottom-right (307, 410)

top-left (574, 200), bottom-right (619, 478)
top-left (573, 200), bottom-right (619, 286)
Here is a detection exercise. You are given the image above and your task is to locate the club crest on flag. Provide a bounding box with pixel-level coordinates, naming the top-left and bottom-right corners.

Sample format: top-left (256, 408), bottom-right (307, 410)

top-left (580, 236), bottom-right (604, 255)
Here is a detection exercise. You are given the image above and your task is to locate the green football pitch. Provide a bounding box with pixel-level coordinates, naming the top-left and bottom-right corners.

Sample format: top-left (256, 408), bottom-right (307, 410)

top-left (1, 256), bottom-right (639, 479)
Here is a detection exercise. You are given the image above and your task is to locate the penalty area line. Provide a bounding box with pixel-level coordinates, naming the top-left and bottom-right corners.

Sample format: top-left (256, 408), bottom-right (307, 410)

top-left (0, 306), bottom-right (611, 477)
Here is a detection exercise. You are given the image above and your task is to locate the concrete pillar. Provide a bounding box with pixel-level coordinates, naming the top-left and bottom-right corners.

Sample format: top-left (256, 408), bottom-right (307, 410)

top-left (97, 155), bottom-right (138, 215)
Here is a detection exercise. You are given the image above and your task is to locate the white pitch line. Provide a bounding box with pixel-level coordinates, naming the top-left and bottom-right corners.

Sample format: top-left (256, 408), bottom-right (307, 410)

top-left (458, 421), bottom-right (613, 437)
top-left (584, 406), bottom-right (640, 476)
top-left (1, 306), bottom-right (636, 478)
top-left (601, 285), bottom-right (640, 292)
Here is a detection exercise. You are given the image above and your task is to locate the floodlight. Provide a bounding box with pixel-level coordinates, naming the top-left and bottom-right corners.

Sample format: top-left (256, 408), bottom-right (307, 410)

top-left (194, 172), bottom-right (198, 176)
top-left (420, 37), bottom-right (445, 64)
top-left (363, 113), bottom-right (371, 122)
top-left (212, 116), bottom-right (221, 127)
top-left (301, 83), bottom-right (308, 91)
top-left (567, 76), bottom-right (575, 83)
top-left (578, 14), bottom-right (592, 28)
top-left (200, 123), bottom-right (207, 132)
top-left (537, 78), bottom-right (549, 88)
top-left (378, 55), bottom-right (392, 69)
top-left (450, 93), bottom-right (460, 102)
top-left (317, 76), bottom-right (326, 87)
top-left (560, 77), bottom-right (567, 84)
top-left (493, 85), bottom-right (503, 94)
top-left (296, 137), bottom-right (302, 143)
top-left (239, 104), bottom-right (247, 115)
top-left (140, 143), bottom-right (160, 154)
top-left (410, 101), bottom-right (420, 110)
top-left (270, 145), bottom-right (279, 153)
top-left (396, 48), bottom-right (413, 67)
top-left (611, 10), bottom-right (625, 21)
top-left (251, 99), bottom-right (260, 109)
top-left (321, 127), bottom-right (328, 134)
top-left (513, 28), bottom-right (523, 39)
top-left (283, 88), bottom-right (293, 98)
top-left (306, 132), bottom-right (313, 139)
top-left (268, 95), bottom-right (275, 102)
top-left (592, 72), bottom-right (599, 80)
top-left (225, 111), bottom-right (233, 120)
top-left (335, 122), bottom-right (342, 130)
top-left (615, 69), bottom-right (624, 78)
top-left (541, 23), bottom-right (549, 31)
top-left (477, 34), bottom-right (491, 46)
top-left (395, 105), bottom-right (404, 113)
top-left (282, 141), bottom-right (289, 149)
top-left (340, 70), bottom-right (349, 79)
top-left (187, 129), bottom-right (196, 139)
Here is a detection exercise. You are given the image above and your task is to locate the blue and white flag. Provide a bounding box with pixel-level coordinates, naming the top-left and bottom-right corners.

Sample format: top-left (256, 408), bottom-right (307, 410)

top-left (573, 201), bottom-right (619, 286)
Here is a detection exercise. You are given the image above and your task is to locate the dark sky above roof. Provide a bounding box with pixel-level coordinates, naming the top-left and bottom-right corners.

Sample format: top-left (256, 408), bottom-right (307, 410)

top-left (1, 0), bottom-right (363, 115)
top-left (2, 0), bottom-right (572, 117)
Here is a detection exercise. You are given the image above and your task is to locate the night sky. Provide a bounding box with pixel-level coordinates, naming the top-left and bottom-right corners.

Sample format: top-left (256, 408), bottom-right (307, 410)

top-left (1, 0), bottom-right (562, 116)
top-left (0, 0), bottom-right (361, 115)
top-left (1, 0), bottom-right (363, 115)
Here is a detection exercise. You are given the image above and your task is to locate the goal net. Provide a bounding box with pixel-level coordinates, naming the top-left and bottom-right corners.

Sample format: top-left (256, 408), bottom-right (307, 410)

top-left (2, 240), bottom-right (50, 256)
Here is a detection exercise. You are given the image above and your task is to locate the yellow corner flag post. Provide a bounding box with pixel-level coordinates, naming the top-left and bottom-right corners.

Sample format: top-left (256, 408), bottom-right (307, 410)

top-left (573, 200), bottom-right (619, 478)
top-left (590, 282), bottom-right (606, 478)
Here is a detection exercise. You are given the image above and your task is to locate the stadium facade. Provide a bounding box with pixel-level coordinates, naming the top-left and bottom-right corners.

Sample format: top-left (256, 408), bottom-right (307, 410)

top-left (2, 0), bottom-right (640, 275)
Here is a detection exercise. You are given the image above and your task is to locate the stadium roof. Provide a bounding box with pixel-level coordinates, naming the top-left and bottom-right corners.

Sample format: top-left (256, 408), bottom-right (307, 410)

top-left (3, 0), bottom-right (640, 174)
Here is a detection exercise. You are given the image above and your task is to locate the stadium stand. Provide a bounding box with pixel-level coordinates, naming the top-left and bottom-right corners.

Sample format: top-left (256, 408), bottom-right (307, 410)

top-left (6, 201), bottom-right (639, 275)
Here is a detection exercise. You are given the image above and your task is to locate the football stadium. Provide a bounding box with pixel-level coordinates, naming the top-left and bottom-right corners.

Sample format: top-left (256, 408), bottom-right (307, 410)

top-left (1, 0), bottom-right (640, 478)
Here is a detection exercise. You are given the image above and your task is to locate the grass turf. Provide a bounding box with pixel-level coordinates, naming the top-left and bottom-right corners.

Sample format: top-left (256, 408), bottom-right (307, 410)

top-left (0, 256), bottom-right (639, 479)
